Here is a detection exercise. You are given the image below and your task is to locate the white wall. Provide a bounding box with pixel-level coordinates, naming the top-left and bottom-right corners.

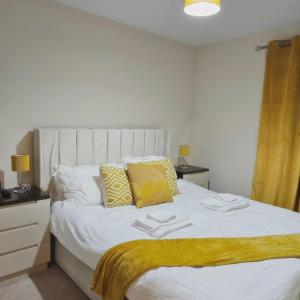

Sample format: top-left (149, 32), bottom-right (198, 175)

top-left (0, 0), bottom-right (197, 188)
top-left (1, 0), bottom-right (299, 194)
top-left (191, 24), bottom-right (300, 197)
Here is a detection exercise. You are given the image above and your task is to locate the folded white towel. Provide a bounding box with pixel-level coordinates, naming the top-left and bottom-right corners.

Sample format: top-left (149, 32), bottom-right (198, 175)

top-left (200, 196), bottom-right (249, 212)
top-left (213, 193), bottom-right (238, 203)
top-left (133, 220), bottom-right (192, 239)
top-left (134, 215), bottom-right (189, 233)
top-left (146, 212), bottom-right (176, 223)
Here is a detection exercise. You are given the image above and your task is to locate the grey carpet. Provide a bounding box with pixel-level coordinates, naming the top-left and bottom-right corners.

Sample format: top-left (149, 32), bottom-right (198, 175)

top-left (0, 264), bottom-right (88, 300)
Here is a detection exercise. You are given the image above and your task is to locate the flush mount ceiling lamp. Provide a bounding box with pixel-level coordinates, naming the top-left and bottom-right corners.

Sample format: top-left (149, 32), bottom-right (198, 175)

top-left (184, 0), bottom-right (221, 17)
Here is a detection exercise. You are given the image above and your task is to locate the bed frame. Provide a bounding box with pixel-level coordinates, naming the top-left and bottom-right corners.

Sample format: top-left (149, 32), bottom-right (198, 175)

top-left (34, 128), bottom-right (171, 299)
top-left (34, 128), bottom-right (170, 192)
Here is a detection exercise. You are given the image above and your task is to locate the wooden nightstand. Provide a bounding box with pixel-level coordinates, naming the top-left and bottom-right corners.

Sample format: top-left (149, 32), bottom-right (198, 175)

top-left (0, 186), bottom-right (50, 280)
top-left (175, 165), bottom-right (210, 189)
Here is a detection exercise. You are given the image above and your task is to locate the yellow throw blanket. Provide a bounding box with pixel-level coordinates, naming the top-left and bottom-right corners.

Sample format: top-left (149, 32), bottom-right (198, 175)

top-left (91, 234), bottom-right (300, 300)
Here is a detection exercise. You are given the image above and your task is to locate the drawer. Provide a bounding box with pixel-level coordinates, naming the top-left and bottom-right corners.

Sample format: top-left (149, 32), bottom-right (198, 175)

top-left (0, 241), bottom-right (50, 278)
top-left (0, 222), bottom-right (50, 256)
top-left (0, 199), bottom-right (50, 231)
top-left (184, 172), bottom-right (209, 188)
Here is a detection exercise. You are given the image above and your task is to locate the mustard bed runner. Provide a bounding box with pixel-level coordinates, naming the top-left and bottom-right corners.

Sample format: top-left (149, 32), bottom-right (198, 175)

top-left (91, 234), bottom-right (300, 300)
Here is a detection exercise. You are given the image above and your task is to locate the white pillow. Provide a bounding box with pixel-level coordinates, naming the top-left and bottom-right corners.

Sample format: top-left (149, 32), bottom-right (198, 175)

top-left (122, 156), bottom-right (167, 168)
top-left (54, 165), bottom-right (102, 208)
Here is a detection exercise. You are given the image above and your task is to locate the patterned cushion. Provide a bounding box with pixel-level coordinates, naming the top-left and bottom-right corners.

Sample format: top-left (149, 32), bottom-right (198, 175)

top-left (100, 165), bottom-right (133, 208)
top-left (127, 163), bottom-right (173, 208)
top-left (143, 159), bottom-right (179, 195)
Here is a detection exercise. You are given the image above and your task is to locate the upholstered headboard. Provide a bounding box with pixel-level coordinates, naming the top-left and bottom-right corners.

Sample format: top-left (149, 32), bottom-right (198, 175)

top-left (34, 128), bottom-right (171, 191)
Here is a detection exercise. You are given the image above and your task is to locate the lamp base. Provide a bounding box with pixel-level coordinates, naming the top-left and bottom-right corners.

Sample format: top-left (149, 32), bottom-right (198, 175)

top-left (178, 165), bottom-right (190, 170)
top-left (177, 156), bottom-right (188, 167)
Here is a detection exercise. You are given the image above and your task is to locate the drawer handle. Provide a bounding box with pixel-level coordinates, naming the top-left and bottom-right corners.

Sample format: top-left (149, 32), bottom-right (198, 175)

top-left (0, 244), bottom-right (38, 257)
top-left (0, 222), bottom-right (38, 234)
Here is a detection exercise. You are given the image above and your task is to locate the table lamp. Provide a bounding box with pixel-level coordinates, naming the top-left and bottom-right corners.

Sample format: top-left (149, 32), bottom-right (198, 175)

top-left (178, 145), bottom-right (190, 167)
top-left (11, 154), bottom-right (31, 192)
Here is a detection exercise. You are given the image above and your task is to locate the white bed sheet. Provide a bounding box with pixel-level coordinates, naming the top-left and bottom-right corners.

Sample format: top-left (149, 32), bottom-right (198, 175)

top-left (51, 180), bottom-right (300, 300)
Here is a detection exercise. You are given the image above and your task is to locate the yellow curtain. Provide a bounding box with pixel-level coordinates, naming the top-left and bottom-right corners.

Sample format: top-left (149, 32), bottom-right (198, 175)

top-left (251, 36), bottom-right (300, 211)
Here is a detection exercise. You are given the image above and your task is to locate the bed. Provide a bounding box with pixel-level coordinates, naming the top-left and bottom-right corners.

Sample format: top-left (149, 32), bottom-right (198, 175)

top-left (34, 128), bottom-right (300, 300)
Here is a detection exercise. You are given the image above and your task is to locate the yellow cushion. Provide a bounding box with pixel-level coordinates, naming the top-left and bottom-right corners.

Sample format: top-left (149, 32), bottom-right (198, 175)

top-left (100, 165), bottom-right (134, 208)
top-left (142, 159), bottom-right (179, 195)
top-left (127, 163), bottom-right (173, 208)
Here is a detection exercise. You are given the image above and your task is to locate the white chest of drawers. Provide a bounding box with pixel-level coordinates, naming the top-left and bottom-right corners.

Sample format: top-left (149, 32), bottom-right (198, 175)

top-left (182, 172), bottom-right (210, 189)
top-left (0, 194), bottom-right (50, 279)
top-left (175, 166), bottom-right (210, 189)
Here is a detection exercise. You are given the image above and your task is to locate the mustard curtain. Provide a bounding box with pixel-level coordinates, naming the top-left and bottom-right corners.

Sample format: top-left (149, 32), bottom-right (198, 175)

top-left (251, 36), bottom-right (300, 211)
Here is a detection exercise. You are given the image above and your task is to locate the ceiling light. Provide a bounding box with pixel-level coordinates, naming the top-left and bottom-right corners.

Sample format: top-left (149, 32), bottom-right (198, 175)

top-left (184, 0), bottom-right (221, 17)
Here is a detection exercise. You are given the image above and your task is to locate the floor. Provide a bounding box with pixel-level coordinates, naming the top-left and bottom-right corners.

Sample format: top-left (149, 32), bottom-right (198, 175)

top-left (0, 264), bottom-right (88, 300)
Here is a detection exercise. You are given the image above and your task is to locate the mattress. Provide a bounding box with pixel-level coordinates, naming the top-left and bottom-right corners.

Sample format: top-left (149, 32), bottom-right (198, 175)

top-left (51, 180), bottom-right (300, 300)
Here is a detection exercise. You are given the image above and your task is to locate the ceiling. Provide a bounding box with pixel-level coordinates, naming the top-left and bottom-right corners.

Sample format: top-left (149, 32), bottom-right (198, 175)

top-left (53, 0), bottom-right (300, 47)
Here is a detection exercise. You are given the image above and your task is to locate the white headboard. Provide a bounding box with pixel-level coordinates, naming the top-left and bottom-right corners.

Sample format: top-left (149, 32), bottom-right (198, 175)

top-left (34, 128), bottom-right (171, 191)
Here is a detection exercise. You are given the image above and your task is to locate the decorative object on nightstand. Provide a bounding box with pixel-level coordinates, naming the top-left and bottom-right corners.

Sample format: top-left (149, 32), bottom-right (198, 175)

top-left (175, 165), bottom-right (210, 189)
top-left (177, 145), bottom-right (190, 167)
top-left (0, 186), bottom-right (50, 279)
top-left (11, 154), bottom-right (31, 193)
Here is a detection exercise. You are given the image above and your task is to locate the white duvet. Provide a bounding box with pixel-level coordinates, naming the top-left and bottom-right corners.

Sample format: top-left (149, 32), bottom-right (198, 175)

top-left (51, 180), bottom-right (300, 300)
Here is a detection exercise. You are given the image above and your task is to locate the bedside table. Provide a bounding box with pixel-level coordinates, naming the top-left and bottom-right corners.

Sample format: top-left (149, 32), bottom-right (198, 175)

top-left (0, 186), bottom-right (50, 279)
top-left (175, 165), bottom-right (210, 189)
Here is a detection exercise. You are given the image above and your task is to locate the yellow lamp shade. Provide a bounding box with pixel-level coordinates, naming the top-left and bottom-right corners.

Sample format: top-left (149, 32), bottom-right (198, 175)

top-left (11, 155), bottom-right (30, 172)
top-left (179, 145), bottom-right (190, 157)
top-left (184, 0), bottom-right (221, 17)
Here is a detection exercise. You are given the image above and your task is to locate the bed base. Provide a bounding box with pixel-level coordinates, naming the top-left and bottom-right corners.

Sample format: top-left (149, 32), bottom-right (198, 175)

top-left (54, 238), bottom-right (101, 300)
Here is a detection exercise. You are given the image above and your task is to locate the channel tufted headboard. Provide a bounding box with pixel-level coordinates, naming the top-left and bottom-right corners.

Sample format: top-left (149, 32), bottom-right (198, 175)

top-left (34, 128), bottom-right (171, 192)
